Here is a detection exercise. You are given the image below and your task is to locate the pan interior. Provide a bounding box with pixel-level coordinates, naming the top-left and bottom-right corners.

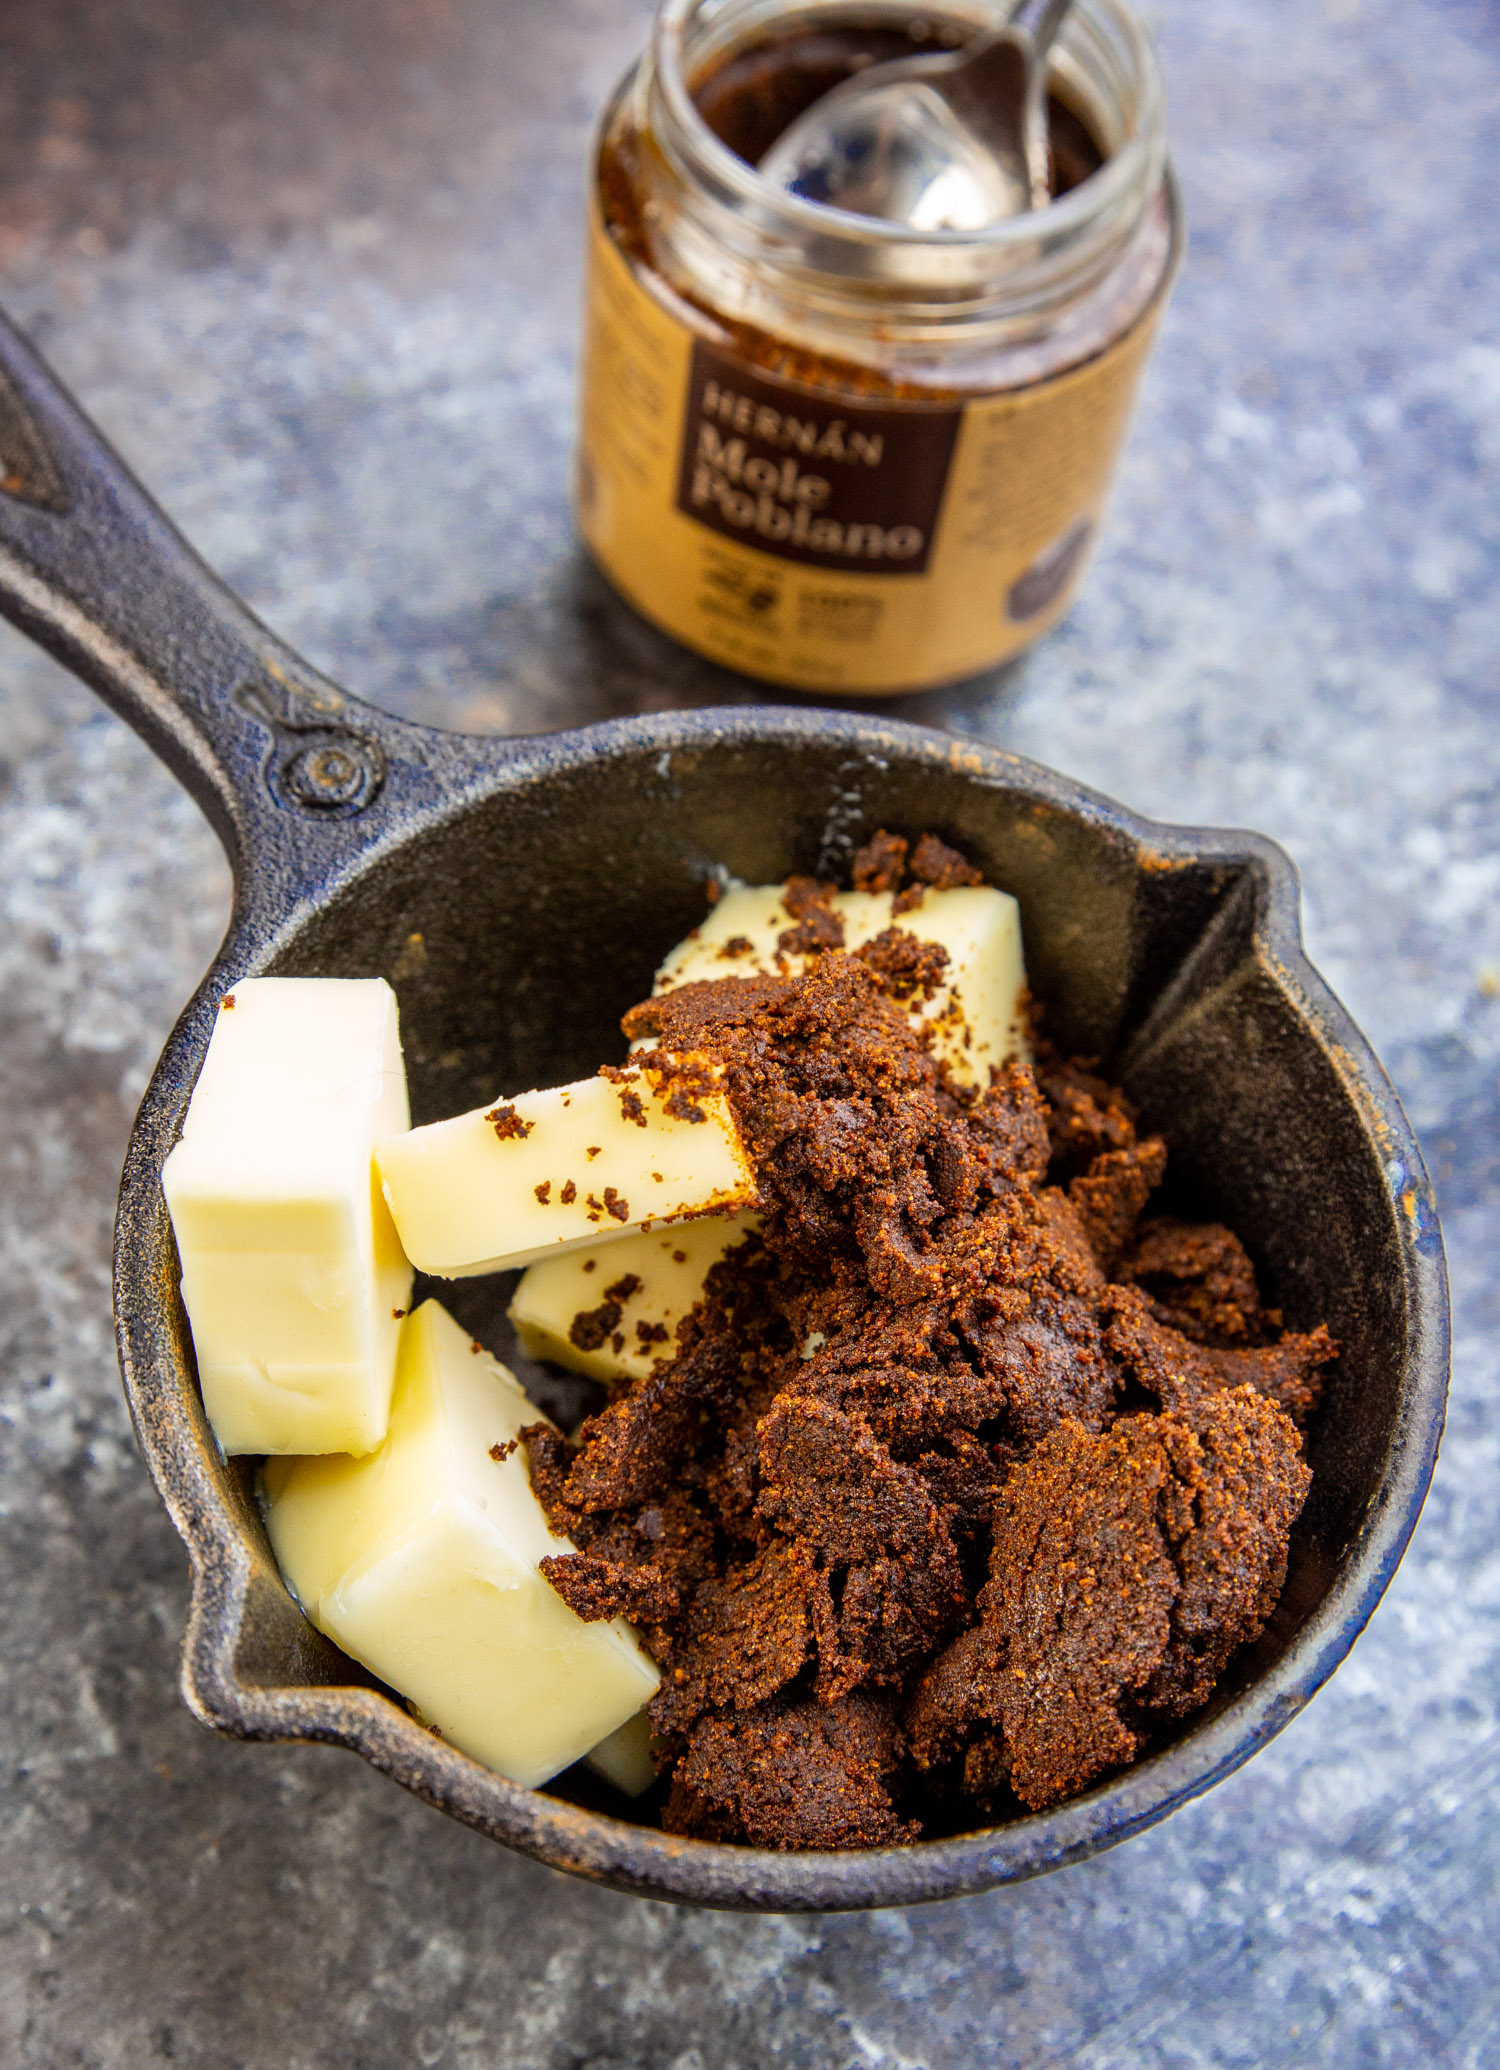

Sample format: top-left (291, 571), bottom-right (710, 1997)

top-left (209, 731), bottom-right (1410, 1837)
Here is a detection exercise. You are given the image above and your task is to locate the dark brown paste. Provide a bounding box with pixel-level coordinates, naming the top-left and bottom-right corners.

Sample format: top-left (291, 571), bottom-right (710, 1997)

top-left (525, 834), bottom-right (1335, 1849)
top-left (485, 1102), bottom-right (533, 1143)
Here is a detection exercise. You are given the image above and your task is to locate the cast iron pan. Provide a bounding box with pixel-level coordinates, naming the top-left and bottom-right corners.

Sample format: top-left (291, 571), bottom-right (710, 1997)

top-left (0, 308), bottom-right (1448, 1912)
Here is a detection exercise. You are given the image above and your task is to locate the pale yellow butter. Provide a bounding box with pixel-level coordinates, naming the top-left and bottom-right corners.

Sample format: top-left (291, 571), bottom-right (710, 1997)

top-left (509, 1209), bottom-right (759, 1387)
top-left (263, 1300), bottom-right (659, 1790)
top-left (375, 1056), bottom-right (756, 1279)
top-left (651, 880), bottom-right (1029, 1088)
top-left (653, 881), bottom-right (881, 987)
top-left (584, 1711), bottom-right (658, 1797)
top-left (162, 977), bottom-right (412, 1457)
top-left (874, 883), bottom-right (1030, 1085)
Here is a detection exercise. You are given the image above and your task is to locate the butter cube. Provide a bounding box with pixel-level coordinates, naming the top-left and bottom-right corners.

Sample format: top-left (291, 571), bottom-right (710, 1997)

top-left (584, 1711), bottom-right (659, 1797)
top-left (875, 884), bottom-right (1030, 1086)
top-left (653, 881), bottom-right (1028, 1087)
top-left (375, 1057), bottom-right (756, 1279)
top-left (162, 978), bottom-right (412, 1457)
top-left (510, 1209), bottom-right (758, 1387)
top-left (652, 881), bottom-right (880, 987)
top-left (263, 1300), bottom-right (659, 1789)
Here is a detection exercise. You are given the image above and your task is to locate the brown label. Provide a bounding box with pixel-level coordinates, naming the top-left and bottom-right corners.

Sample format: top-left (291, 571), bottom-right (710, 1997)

top-left (675, 343), bottom-right (961, 577)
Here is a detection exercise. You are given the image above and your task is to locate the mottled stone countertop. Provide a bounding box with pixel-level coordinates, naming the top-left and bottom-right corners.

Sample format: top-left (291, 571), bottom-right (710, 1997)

top-left (1, 0), bottom-right (1496, 2063)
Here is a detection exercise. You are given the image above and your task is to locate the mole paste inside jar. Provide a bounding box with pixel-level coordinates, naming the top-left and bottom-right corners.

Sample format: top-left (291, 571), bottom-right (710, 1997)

top-left (692, 21), bottom-right (1106, 202)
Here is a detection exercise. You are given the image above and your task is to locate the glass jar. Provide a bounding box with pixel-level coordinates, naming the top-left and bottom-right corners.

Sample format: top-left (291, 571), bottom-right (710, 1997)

top-left (576, 0), bottom-right (1181, 695)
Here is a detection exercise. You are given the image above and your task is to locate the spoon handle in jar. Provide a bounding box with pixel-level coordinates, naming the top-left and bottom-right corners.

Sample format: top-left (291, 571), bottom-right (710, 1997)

top-left (1010, 0), bottom-right (1074, 53)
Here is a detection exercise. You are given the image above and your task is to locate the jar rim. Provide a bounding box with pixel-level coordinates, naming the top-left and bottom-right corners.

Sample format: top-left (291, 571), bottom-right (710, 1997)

top-left (650, 0), bottom-right (1165, 260)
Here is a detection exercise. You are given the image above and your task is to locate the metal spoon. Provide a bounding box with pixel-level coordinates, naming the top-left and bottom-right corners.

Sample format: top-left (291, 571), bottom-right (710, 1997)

top-left (758, 0), bottom-right (1077, 230)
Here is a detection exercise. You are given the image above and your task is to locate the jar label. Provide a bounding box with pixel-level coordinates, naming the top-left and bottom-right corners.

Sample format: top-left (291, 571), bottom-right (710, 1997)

top-left (676, 345), bottom-right (962, 576)
top-left (577, 210), bottom-right (1167, 695)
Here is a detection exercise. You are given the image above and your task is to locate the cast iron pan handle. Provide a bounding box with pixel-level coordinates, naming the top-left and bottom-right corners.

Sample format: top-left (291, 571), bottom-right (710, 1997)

top-left (0, 305), bottom-right (478, 908)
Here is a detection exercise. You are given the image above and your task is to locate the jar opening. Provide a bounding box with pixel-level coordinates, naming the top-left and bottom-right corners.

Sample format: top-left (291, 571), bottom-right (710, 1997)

top-left (688, 14), bottom-right (1108, 208)
top-left (648, 0), bottom-right (1166, 290)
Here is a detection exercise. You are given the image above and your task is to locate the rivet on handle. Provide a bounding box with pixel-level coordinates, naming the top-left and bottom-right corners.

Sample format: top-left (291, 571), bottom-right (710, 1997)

top-left (283, 736), bottom-right (384, 813)
top-left (235, 681), bottom-right (387, 818)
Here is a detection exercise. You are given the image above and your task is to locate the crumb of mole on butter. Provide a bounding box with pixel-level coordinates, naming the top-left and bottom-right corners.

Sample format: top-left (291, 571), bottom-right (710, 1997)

top-left (586, 1146), bottom-right (602, 1160)
top-left (570, 1298), bottom-right (625, 1352)
top-left (560, 1180), bottom-right (577, 1205)
top-left (535, 1181), bottom-right (552, 1204)
top-left (908, 832), bottom-right (984, 889)
top-left (851, 828), bottom-right (907, 895)
top-left (525, 832), bottom-right (1337, 1853)
top-left (488, 1438), bottom-right (518, 1464)
top-left (600, 1065), bottom-right (650, 1128)
top-left (486, 1102), bottom-right (533, 1143)
top-left (776, 877), bottom-right (845, 958)
top-left (221, 994), bottom-right (236, 1010)
top-left (582, 1257), bottom-right (596, 1272)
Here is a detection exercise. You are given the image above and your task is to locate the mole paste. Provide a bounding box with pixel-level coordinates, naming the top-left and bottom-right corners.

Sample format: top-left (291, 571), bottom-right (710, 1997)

top-left (524, 835), bottom-right (1334, 1849)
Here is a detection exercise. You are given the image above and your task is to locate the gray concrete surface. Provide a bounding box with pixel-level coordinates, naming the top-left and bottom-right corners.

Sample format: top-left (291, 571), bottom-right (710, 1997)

top-left (1, 0), bottom-right (1497, 2062)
